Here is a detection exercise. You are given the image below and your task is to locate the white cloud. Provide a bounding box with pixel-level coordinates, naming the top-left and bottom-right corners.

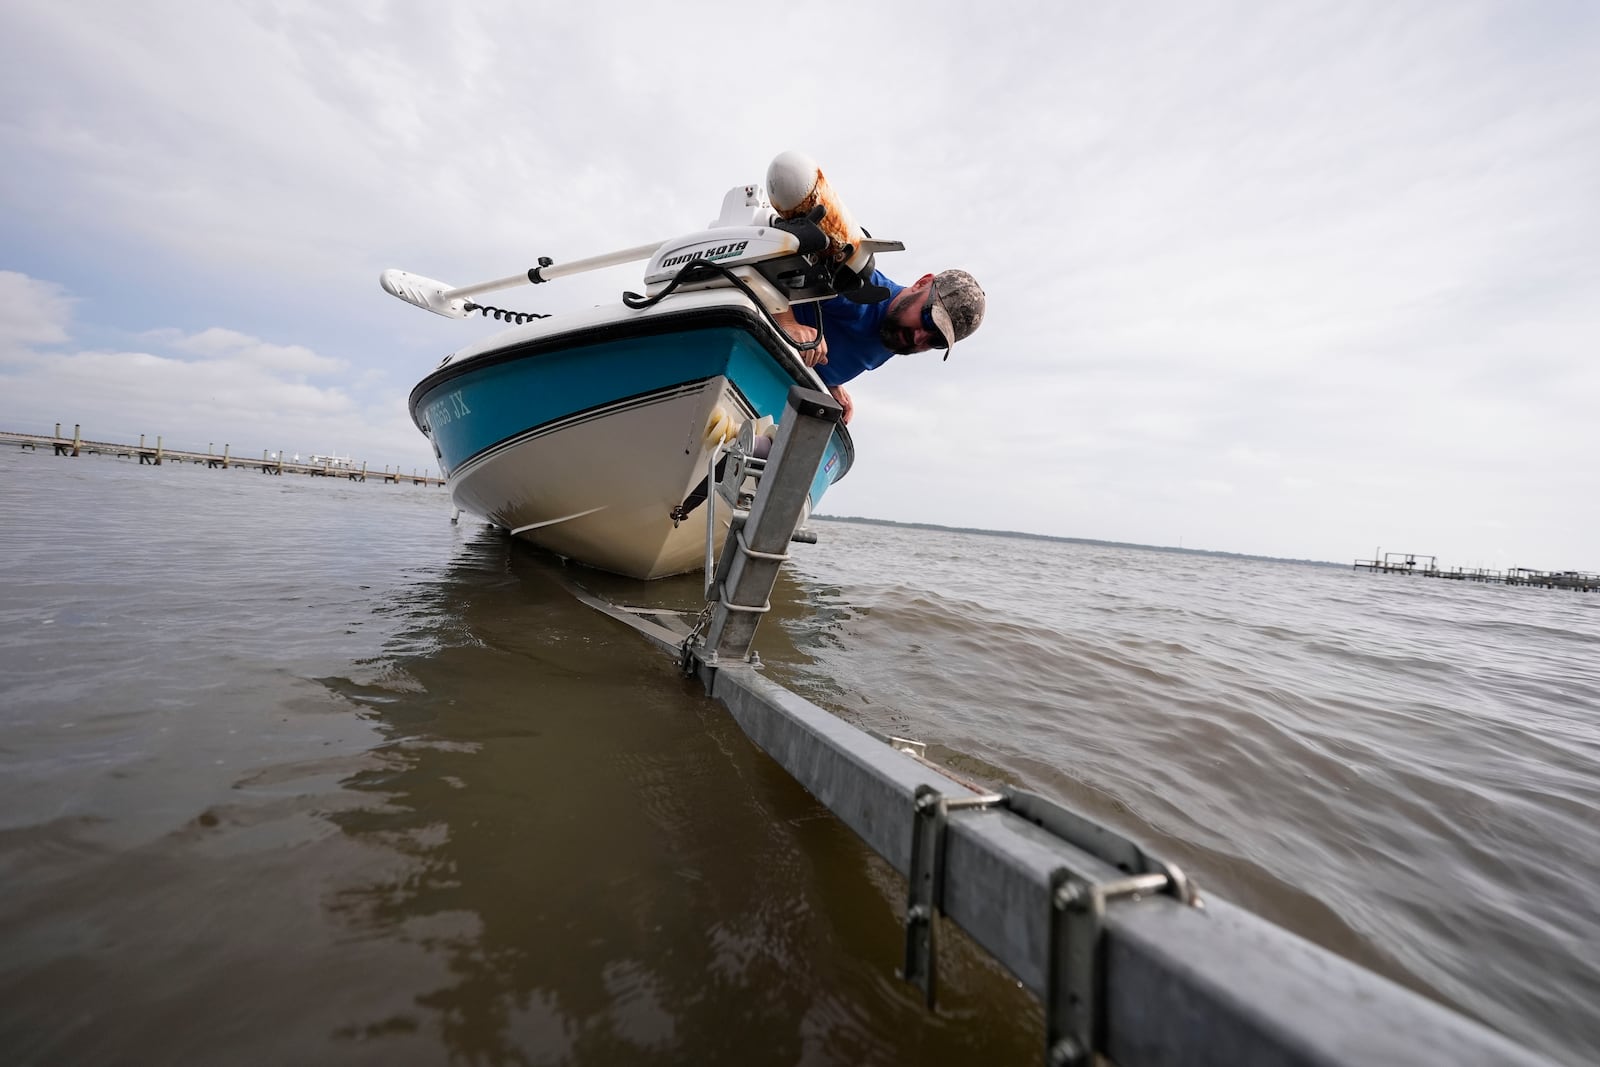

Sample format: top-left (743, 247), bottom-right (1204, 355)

top-left (0, 273), bottom-right (431, 468)
top-left (147, 327), bottom-right (347, 375)
top-left (0, 271), bottom-right (74, 347)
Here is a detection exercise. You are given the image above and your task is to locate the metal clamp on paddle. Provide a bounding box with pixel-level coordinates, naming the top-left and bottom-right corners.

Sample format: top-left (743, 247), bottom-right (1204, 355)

top-left (902, 784), bottom-right (1006, 1007)
top-left (1001, 788), bottom-right (1199, 1067)
top-left (525, 255), bottom-right (554, 283)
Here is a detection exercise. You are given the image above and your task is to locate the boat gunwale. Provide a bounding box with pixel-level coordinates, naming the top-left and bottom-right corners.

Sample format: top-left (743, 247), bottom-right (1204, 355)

top-left (410, 298), bottom-right (816, 416)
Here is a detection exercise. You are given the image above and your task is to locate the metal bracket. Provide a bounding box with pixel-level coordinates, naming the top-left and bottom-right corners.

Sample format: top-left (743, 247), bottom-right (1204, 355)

top-left (703, 433), bottom-right (770, 601)
top-left (702, 440), bottom-right (732, 599)
top-left (715, 592), bottom-right (771, 614)
top-left (1003, 788), bottom-right (1198, 1067)
top-left (903, 785), bottom-right (1005, 1007)
top-left (1047, 867), bottom-right (1174, 1066)
top-left (733, 525), bottom-right (788, 563)
top-left (898, 784), bottom-right (1200, 1065)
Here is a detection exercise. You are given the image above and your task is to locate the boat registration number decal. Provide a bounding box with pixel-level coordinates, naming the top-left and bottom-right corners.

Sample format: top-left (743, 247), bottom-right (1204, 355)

top-left (424, 390), bottom-right (473, 431)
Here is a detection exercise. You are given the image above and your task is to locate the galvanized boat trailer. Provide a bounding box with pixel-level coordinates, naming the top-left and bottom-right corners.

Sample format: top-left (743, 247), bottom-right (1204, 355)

top-left (571, 386), bottom-right (1552, 1067)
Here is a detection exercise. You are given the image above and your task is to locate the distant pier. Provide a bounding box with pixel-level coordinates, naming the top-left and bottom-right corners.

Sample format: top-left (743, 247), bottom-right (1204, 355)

top-left (1354, 552), bottom-right (1597, 592)
top-left (3, 424), bottom-right (446, 487)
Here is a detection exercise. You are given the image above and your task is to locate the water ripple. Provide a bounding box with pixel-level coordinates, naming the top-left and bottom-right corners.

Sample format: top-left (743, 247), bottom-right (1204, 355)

top-left (784, 519), bottom-right (1600, 1065)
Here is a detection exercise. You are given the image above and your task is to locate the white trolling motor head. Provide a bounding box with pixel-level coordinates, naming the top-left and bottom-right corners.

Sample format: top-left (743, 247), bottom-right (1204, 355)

top-left (641, 184), bottom-right (801, 290)
top-left (640, 153), bottom-right (904, 308)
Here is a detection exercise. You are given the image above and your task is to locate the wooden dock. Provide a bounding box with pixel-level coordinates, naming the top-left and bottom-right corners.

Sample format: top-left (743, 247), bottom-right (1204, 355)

top-left (3, 424), bottom-right (446, 487)
top-left (1353, 553), bottom-right (1597, 592)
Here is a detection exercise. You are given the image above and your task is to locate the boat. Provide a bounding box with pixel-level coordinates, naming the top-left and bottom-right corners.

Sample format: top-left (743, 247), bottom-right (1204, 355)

top-left (381, 153), bottom-right (901, 579)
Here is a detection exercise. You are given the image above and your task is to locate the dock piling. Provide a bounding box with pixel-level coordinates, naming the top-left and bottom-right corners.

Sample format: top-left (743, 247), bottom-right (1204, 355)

top-left (1355, 553), bottom-right (1596, 593)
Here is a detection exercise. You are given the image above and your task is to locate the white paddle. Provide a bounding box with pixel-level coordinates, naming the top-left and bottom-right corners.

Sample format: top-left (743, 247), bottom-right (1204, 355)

top-left (380, 240), bottom-right (664, 318)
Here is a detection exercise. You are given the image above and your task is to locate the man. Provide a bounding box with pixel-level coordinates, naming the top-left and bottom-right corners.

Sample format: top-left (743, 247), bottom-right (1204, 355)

top-left (773, 268), bottom-right (986, 423)
top-left (671, 266), bottom-right (985, 524)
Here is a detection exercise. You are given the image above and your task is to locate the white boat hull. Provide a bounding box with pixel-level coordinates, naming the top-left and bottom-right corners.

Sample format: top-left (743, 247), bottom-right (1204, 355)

top-left (451, 378), bottom-right (745, 579)
top-left (410, 293), bottom-right (853, 580)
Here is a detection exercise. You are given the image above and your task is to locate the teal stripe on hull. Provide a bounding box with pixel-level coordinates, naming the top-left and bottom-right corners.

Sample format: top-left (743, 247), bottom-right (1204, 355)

top-left (413, 324), bottom-right (849, 504)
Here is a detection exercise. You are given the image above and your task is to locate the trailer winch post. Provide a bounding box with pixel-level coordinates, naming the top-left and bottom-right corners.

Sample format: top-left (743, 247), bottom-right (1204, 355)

top-left (701, 386), bottom-right (840, 663)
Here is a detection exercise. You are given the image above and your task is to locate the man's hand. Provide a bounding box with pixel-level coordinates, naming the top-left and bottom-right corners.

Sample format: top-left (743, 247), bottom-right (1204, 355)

top-left (774, 308), bottom-right (828, 368)
top-left (828, 384), bottom-right (853, 425)
top-left (795, 325), bottom-right (828, 368)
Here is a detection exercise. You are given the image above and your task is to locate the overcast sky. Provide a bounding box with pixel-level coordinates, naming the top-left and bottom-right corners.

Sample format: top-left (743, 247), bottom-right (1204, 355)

top-left (2, 1), bottom-right (1596, 568)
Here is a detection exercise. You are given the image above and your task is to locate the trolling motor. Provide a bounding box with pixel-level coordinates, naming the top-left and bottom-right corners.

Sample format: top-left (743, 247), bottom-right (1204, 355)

top-left (381, 150), bottom-right (902, 321)
top-left (638, 151), bottom-right (903, 309)
top-left (766, 148), bottom-right (897, 305)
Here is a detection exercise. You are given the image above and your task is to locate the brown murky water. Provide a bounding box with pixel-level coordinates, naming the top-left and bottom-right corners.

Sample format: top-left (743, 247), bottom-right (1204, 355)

top-left (2, 448), bottom-right (1596, 1065)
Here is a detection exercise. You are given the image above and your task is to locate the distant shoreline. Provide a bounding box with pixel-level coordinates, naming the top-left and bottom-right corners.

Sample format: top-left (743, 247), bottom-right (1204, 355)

top-left (812, 514), bottom-right (1343, 569)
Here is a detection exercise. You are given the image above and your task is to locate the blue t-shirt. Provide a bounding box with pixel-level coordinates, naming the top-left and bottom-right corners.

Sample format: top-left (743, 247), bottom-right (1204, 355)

top-left (792, 270), bottom-right (904, 387)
